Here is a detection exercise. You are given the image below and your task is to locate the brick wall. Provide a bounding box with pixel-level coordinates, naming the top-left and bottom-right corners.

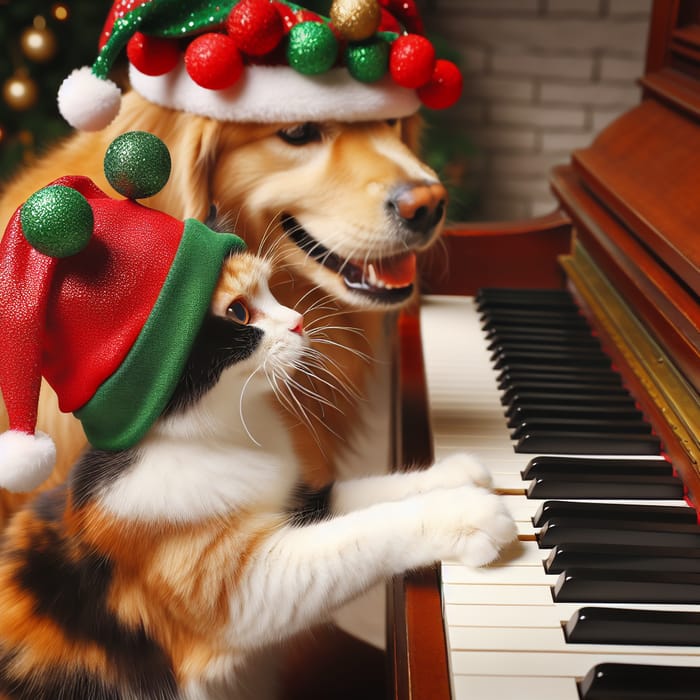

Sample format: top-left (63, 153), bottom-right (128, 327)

top-left (423, 0), bottom-right (652, 221)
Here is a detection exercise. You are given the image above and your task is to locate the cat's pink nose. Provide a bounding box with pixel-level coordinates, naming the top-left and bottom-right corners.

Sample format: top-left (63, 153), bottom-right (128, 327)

top-left (290, 313), bottom-right (304, 335)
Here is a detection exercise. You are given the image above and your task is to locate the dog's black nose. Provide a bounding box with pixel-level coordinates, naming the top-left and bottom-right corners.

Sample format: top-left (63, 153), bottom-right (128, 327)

top-left (387, 182), bottom-right (447, 237)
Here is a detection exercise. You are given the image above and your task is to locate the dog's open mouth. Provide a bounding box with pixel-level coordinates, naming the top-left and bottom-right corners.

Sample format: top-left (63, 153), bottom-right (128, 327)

top-left (282, 215), bottom-right (415, 304)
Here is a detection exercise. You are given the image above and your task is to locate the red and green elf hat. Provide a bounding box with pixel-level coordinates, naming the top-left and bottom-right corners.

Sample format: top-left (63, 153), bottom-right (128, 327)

top-left (0, 131), bottom-right (245, 492)
top-left (57, 0), bottom-right (463, 131)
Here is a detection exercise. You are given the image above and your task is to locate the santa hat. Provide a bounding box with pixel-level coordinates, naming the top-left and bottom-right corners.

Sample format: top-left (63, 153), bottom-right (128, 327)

top-left (0, 131), bottom-right (245, 492)
top-left (58, 0), bottom-right (463, 131)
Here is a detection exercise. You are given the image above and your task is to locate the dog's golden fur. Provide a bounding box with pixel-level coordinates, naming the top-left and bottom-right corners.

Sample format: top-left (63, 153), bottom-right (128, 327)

top-left (0, 91), bottom-right (443, 525)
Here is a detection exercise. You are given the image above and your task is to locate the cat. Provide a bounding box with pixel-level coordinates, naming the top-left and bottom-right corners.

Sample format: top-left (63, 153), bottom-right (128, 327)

top-left (0, 249), bottom-right (516, 700)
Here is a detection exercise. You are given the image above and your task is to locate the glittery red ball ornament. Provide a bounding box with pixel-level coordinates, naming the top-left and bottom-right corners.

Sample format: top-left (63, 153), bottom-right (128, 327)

top-left (126, 32), bottom-right (180, 76)
top-left (274, 1), bottom-right (297, 33)
top-left (227, 0), bottom-right (285, 56)
top-left (378, 0), bottom-right (424, 34)
top-left (389, 34), bottom-right (435, 88)
top-left (378, 8), bottom-right (401, 33)
top-left (417, 59), bottom-right (463, 109)
top-left (184, 33), bottom-right (244, 90)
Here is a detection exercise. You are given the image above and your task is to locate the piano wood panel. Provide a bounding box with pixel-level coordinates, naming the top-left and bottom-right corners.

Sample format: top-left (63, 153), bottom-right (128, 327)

top-left (419, 212), bottom-right (572, 297)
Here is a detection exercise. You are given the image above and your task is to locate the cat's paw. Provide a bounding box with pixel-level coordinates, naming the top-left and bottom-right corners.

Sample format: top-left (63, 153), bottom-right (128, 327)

top-left (429, 453), bottom-right (494, 490)
top-left (428, 485), bottom-right (517, 567)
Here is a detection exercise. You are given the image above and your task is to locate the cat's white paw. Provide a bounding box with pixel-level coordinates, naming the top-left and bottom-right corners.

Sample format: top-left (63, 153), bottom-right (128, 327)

top-left (422, 485), bottom-right (517, 567)
top-left (430, 453), bottom-right (494, 490)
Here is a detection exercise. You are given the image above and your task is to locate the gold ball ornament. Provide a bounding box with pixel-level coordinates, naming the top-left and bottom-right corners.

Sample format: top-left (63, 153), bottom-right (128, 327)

top-left (2, 72), bottom-right (39, 111)
top-left (330, 0), bottom-right (382, 41)
top-left (20, 20), bottom-right (58, 63)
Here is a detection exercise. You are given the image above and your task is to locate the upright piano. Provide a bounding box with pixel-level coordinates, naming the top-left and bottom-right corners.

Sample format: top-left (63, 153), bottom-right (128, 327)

top-left (389, 1), bottom-right (700, 698)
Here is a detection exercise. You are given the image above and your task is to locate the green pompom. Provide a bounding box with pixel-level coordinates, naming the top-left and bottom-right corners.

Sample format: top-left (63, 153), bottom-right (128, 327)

top-left (346, 38), bottom-right (389, 83)
top-left (20, 185), bottom-right (94, 258)
top-left (287, 21), bottom-right (338, 76)
top-left (104, 131), bottom-right (171, 200)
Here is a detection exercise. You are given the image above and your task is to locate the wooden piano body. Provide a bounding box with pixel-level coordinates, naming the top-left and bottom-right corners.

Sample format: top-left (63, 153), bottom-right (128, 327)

top-left (389, 0), bottom-right (700, 696)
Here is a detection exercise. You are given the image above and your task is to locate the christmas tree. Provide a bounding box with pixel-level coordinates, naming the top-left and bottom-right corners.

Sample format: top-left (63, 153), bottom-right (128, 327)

top-left (0, 1), bottom-right (111, 181)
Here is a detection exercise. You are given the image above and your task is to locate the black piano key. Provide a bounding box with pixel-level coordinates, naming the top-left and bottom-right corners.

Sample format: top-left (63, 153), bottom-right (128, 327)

top-left (497, 363), bottom-right (625, 380)
top-left (506, 392), bottom-right (636, 411)
top-left (487, 335), bottom-right (602, 352)
top-left (498, 370), bottom-right (623, 389)
top-left (507, 404), bottom-right (644, 427)
top-left (511, 419), bottom-right (652, 440)
top-left (553, 569), bottom-right (700, 603)
top-left (486, 325), bottom-right (601, 341)
top-left (546, 543), bottom-right (700, 574)
top-left (501, 383), bottom-right (632, 403)
top-left (482, 315), bottom-right (590, 332)
top-left (537, 517), bottom-right (700, 549)
top-left (491, 343), bottom-right (610, 361)
top-left (566, 607), bottom-right (700, 646)
top-left (476, 289), bottom-right (578, 312)
top-left (523, 456), bottom-right (673, 480)
top-left (516, 431), bottom-right (661, 455)
top-left (580, 662), bottom-right (700, 700)
top-left (532, 497), bottom-right (690, 525)
top-left (493, 352), bottom-right (611, 369)
top-left (527, 473), bottom-right (683, 499)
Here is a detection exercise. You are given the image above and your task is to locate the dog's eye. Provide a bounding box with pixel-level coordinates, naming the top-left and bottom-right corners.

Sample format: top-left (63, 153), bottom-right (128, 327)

top-left (277, 123), bottom-right (322, 146)
top-left (386, 118), bottom-right (398, 127)
top-left (227, 299), bottom-right (250, 325)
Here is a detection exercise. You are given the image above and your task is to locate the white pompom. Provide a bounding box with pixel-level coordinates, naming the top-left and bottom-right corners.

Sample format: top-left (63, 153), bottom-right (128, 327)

top-left (0, 430), bottom-right (56, 492)
top-left (57, 66), bottom-right (121, 131)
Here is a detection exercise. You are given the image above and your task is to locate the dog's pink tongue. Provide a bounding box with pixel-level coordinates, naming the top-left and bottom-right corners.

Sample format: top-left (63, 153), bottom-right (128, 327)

top-left (362, 252), bottom-right (417, 288)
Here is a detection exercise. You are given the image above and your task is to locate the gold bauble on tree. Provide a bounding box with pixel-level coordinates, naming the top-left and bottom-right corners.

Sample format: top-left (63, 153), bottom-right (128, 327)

top-left (20, 17), bottom-right (58, 63)
top-left (2, 70), bottom-right (39, 111)
top-left (330, 0), bottom-right (382, 41)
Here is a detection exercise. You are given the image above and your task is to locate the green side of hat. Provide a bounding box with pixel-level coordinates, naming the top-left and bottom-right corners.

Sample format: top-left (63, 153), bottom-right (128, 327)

top-left (76, 219), bottom-right (246, 451)
top-left (93, 0), bottom-right (233, 79)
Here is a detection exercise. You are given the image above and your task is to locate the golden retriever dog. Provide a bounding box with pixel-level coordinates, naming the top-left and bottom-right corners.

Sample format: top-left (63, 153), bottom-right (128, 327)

top-left (0, 89), bottom-right (447, 522)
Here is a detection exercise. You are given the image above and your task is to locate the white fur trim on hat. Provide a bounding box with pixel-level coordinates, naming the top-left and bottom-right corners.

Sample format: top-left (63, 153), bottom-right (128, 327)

top-left (129, 63), bottom-right (421, 123)
top-left (0, 430), bottom-right (56, 492)
top-left (58, 66), bottom-right (122, 131)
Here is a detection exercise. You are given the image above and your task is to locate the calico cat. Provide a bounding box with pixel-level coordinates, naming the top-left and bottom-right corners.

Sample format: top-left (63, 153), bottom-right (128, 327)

top-left (0, 247), bottom-right (516, 700)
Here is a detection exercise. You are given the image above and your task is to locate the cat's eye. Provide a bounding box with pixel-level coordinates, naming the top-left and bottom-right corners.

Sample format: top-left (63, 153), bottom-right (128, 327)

top-left (386, 118), bottom-right (398, 127)
top-left (227, 299), bottom-right (250, 325)
top-left (277, 122), bottom-right (322, 146)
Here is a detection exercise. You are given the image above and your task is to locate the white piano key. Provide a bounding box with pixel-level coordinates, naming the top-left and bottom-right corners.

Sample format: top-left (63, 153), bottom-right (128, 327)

top-left (451, 674), bottom-right (580, 700)
top-left (444, 602), bottom-right (700, 628)
top-left (442, 563), bottom-right (546, 586)
top-left (450, 650), bottom-right (700, 677)
top-left (449, 625), bottom-right (700, 657)
top-left (442, 583), bottom-right (553, 606)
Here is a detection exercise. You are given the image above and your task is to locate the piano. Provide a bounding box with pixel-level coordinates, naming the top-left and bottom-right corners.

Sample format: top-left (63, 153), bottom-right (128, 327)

top-left (388, 1), bottom-right (700, 698)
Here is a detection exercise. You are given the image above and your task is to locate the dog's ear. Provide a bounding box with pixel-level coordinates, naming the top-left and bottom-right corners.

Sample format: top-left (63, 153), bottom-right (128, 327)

top-left (110, 92), bottom-right (223, 222)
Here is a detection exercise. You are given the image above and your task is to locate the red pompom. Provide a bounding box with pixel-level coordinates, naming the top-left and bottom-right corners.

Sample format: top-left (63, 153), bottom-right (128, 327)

top-left (389, 34), bottom-right (435, 88)
top-left (417, 59), bottom-right (463, 109)
top-left (378, 8), bottom-right (401, 33)
top-left (126, 32), bottom-right (180, 76)
top-left (184, 33), bottom-right (244, 90)
top-left (227, 0), bottom-right (285, 56)
top-left (274, 1), bottom-right (297, 33)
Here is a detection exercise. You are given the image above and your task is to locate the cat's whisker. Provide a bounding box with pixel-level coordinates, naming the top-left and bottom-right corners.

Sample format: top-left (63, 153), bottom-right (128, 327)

top-left (238, 368), bottom-right (263, 447)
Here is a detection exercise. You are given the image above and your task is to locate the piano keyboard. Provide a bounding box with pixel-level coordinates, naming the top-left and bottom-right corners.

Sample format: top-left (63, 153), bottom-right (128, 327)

top-left (420, 292), bottom-right (700, 700)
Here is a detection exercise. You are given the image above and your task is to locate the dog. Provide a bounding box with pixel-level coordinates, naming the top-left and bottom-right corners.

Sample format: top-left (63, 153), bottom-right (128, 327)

top-left (0, 88), bottom-right (447, 518)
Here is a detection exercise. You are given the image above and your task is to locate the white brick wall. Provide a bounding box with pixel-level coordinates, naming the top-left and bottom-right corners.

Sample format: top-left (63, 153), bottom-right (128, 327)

top-left (423, 0), bottom-right (652, 220)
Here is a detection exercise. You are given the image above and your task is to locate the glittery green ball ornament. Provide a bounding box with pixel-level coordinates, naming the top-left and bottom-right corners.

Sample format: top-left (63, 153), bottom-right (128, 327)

top-left (104, 131), bottom-right (171, 200)
top-left (21, 185), bottom-right (93, 258)
top-left (287, 21), bottom-right (338, 76)
top-left (346, 38), bottom-right (389, 83)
